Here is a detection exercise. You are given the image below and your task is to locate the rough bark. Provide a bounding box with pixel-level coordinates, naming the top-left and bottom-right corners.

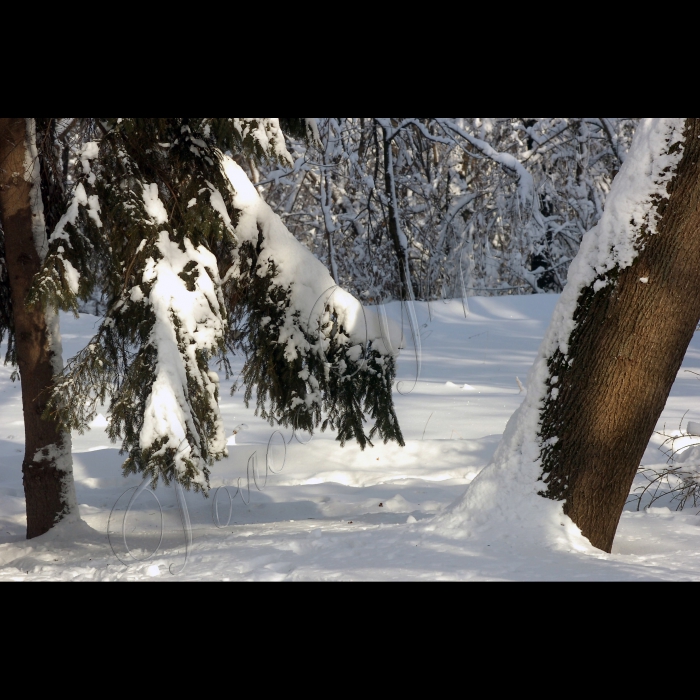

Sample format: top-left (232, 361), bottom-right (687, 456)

top-left (0, 117), bottom-right (75, 539)
top-left (540, 118), bottom-right (700, 552)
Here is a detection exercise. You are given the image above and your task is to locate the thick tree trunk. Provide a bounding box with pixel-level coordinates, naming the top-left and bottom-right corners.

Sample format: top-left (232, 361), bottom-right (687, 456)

top-left (540, 118), bottom-right (700, 552)
top-left (0, 117), bottom-right (76, 539)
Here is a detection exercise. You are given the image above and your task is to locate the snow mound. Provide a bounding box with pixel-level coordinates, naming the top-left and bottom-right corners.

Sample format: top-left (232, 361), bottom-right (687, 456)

top-left (89, 413), bottom-right (108, 429)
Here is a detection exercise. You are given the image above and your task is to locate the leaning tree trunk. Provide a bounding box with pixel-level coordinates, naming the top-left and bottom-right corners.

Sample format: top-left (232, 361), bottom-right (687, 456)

top-left (539, 118), bottom-right (700, 552)
top-left (0, 117), bottom-right (77, 539)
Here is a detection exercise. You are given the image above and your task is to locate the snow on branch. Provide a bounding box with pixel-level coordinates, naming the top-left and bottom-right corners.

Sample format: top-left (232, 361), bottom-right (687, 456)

top-left (436, 118), bottom-right (542, 226)
top-left (221, 156), bottom-right (404, 449)
top-left (223, 155), bottom-right (394, 358)
top-left (233, 118), bottom-right (294, 166)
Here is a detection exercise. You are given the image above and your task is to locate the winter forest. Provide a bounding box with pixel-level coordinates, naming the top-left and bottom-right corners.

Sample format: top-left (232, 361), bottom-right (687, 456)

top-left (1, 117), bottom-right (699, 581)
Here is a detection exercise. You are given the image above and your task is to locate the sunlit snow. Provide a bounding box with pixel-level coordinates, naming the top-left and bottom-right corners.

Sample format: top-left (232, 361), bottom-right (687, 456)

top-left (1, 295), bottom-right (700, 581)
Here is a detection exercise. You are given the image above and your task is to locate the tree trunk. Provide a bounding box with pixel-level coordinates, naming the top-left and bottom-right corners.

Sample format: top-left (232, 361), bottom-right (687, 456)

top-left (321, 170), bottom-right (339, 284)
top-left (381, 128), bottom-right (412, 301)
top-left (539, 118), bottom-right (700, 552)
top-left (0, 117), bottom-right (77, 539)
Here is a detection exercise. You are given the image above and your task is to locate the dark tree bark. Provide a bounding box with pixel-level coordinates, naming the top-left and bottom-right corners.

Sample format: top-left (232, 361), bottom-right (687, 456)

top-left (0, 117), bottom-right (76, 539)
top-left (381, 125), bottom-right (412, 301)
top-left (539, 118), bottom-right (700, 552)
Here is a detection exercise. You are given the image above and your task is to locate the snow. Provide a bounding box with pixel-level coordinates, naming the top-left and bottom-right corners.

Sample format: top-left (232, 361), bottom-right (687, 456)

top-left (23, 119), bottom-right (49, 262)
top-left (142, 183), bottom-right (169, 225)
top-left (305, 119), bottom-right (321, 145)
top-left (80, 141), bottom-right (99, 167)
top-left (232, 119), bottom-right (294, 166)
top-left (138, 231), bottom-right (227, 483)
top-left (49, 183), bottom-right (102, 246)
top-left (2, 294), bottom-right (700, 580)
top-left (61, 258), bottom-right (81, 296)
top-left (687, 421), bottom-right (700, 436)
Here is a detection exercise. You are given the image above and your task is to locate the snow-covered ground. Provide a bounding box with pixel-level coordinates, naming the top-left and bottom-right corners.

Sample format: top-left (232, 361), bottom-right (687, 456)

top-left (1, 295), bottom-right (700, 581)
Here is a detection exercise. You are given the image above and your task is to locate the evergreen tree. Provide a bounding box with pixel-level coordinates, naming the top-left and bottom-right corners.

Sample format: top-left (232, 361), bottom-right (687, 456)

top-left (0, 118), bottom-right (403, 538)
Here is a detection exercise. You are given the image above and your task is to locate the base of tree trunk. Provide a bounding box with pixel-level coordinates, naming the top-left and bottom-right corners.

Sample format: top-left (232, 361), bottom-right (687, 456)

top-left (23, 459), bottom-right (70, 539)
